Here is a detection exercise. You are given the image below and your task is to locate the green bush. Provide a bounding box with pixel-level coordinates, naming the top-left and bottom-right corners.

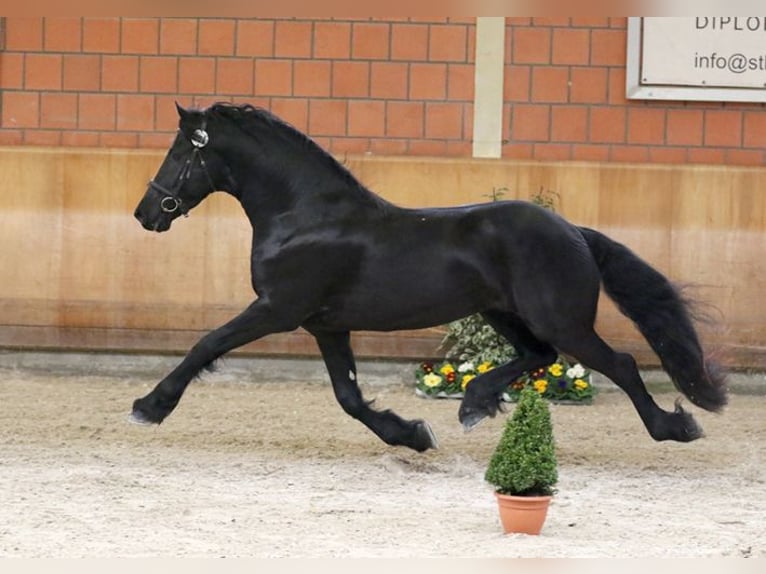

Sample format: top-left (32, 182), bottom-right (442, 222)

top-left (485, 388), bottom-right (558, 496)
top-left (441, 313), bottom-right (516, 365)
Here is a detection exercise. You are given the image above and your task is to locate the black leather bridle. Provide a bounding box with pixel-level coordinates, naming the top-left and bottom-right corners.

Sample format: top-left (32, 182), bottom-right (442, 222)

top-left (148, 123), bottom-right (216, 216)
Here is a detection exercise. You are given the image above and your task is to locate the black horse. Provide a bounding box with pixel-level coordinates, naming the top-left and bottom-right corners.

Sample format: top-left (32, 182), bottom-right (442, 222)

top-left (132, 102), bottom-right (727, 452)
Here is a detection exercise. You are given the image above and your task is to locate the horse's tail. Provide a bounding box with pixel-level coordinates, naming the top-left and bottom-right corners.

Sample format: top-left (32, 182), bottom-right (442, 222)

top-left (579, 226), bottom-right (728, 412)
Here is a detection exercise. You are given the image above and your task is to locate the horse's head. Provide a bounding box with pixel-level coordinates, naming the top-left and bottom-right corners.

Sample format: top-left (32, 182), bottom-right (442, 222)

top-left (134, 103), bottom-right (222, 232)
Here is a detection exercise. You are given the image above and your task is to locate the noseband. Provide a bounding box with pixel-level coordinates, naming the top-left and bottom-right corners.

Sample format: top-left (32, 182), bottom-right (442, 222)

top-left (148, 123), bottom-right (216, 216)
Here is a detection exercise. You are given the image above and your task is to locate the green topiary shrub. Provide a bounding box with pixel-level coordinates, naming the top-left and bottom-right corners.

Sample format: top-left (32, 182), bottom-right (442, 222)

top-left (485, 388), bottom-right (558, 496)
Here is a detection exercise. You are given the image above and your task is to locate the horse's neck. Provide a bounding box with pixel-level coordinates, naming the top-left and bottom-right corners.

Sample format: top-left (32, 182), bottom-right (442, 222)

top-left (228, 137), bottom-right (391, 227)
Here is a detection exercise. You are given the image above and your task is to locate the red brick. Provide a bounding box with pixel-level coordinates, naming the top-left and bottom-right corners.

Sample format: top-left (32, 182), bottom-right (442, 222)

top-left (532, 18), bottom-right (571, 27)
top-left (314, 22), bottom-right (351, 59)
top-left (24, 131), bottom-right (62, 146)
top-left (447, 63), bottom-right (474, 101)
top-left (155, 95), bottom-right (183, 131)
top-left (627, 107), bottom-right (666, 145)
top-left (552, 29), bottom-right (590, 65)
top-left (117, 94), bottom-right (155, 131)
top-left (178, 58), bottom-right (216, 94)
top-left (688, 148), bottom-right (726, 164)
top-left (446, 141), bottom-right (472, 156)
top-left (237, 20), bottom-right (275, 57)
top-left (274, 20), bottom-right (312, 58)
top-left (571, 18), bottom-right (610, 27)
top-left (511, 104), bottom-right (550, 141)
top-left (63, 55), bottom-right (101, 91)
top-left (102, 56), bottom-right (140, 92)
top-left (610, 18), bottom-right (628, 29)
top-left (137, 132), bottom-right (175, 150)
top-left (666, 109), bottom-right (703, 146)
top-left (610, 145), bottom-right (649, 163)
top-left (425, 102), bottom-right (463, 139)
top-left (122, 18), bottom-right (159, 54)
top-left (607, 68), bottom-right (628, 105)
top-left (160, 19), bottom-right (198, 55)
top-left (270, 98), bottom-right (309, 132)
top-left (103, 132), bottom-right (140, 148)
top-left (531, 67), bottom-right (569, 103)
top-left (40, 93), bottom-right (77, 130)
top-left (551, 106), bottom-right (588, 142)
top-left (0, 54), bottom-right (24, 89)
top-left (502, 142), bottom-right (534, 159)
top-left (742, 111), bottom-right (766, 148)
top-left (409, 63), bottom-right (447, 100)
top-left (504, 65), bottom-right (530, 102)
top-left (591, 29), bottom-right (626, 66)
top-left (2, 92), bottom-right (39, 128)
top-left (570, 68), bottom-right (607, 104)
top-left (332, 61), bottom-right (370, 98)
top-left (409, 140), bottom-right (448, 156)
top-left (254, 59), bottom-right (293, 97)
top-left (139, 56), bottom-right (178, 94)
top-left (83, 18), bottom-right (120, 53)
top-left (704, 110), bottom-right (742, 147)
top-left (572, 144), bottom-right (610, 161)
top-left (352, 22), bottom-right (390, 60)
top-left (0, 131), bottom-right (23, 145)
top-left (199, 19), bottom-right (236, 56)
top-left (370, 62), bottom-right (408, 99)
top-left (294, 60), bottom-right (331, 97)
top-left (216, 58), bottom-right (254, 96)
top-left (726, 149), bottom-right (764, 166)
top-left (44, 17), bottom-right (82, 52)
top-left (4, 18), bottom-right (43, 51)
top-left (78, 94), bottom-right (116, 130)
top-left (590, 107), bottom-right (626, 143)
top-left (649, 147), bottom-right (688, 164)
top-left (386, 101), bottom-right (424, 138)
top-left (25, 55), bottom-right (62, 90)
top-left (370, 138), bottom-right (409, 155)
top-left (534, 143), bottom-right (572, 161)
top-left (348, 100), bottom-right (385, 137)
top-left (429, 25), bottom-right (468, 62)
top-left (308, 99), bottom-right (347, 137)
top-left (62, 131), bottom-right (99, 147)
top-left (512, 28), bottom-right (551, 64)
top-left (331, 138), bottom-right (371, 155)
top-left (391, 24), bottom-right (428, 61)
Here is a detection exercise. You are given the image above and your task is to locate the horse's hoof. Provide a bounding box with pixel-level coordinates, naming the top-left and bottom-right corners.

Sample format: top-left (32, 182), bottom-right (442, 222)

top-left (414, 420), bottom-right (439, 451)
top-left (459, 410), bottom-right (487, 432)
top-left (127, 410), bottom-right (156, 426)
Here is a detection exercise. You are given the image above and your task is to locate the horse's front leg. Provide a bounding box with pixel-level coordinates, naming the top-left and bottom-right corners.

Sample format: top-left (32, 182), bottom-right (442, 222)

top-left (131, 299), bottom-right (300, 425)
top-left (312, 330), bottom-right (438, 452)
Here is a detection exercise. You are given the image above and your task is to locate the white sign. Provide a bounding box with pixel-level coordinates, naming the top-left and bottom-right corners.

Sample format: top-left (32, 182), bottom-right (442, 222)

top-left (627, 17), bottom-right (766, 102)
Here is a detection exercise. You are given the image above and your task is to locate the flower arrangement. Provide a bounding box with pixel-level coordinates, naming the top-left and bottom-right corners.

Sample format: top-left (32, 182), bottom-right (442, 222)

top-left (415, 357), bottom-right (594, 403)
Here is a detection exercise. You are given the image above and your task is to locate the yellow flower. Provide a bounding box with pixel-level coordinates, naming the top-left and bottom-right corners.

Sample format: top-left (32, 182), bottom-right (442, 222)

top-left (461, 374), bottom-right (476, 390)
top-left (548, 363), bottom-right (563, 377)
top-left (574, 379), bottom-right (589, 390)
top-left (439, 364), bottom-right (455, 376)
top-left (423, 373), bottom-right (443, 388)
top-left (477, 361), bottom-right (493, 374)
top-left (533, 379), bottom-right (547, 394)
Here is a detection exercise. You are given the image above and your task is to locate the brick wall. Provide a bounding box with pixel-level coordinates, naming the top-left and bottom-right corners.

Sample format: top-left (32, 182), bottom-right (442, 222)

top-left (1, 17), bottom-right (765, 166)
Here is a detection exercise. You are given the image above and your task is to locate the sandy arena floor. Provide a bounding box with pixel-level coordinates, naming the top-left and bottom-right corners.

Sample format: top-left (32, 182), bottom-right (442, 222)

top-left (0, 354), bottom-right (764, 558)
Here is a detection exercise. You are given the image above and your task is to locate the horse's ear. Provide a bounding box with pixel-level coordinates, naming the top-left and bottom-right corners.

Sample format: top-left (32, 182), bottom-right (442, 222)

top-left (175, 101), bottom-right (190, 121)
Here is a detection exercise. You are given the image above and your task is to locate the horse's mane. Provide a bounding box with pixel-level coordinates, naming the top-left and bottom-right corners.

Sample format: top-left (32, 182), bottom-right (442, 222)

top-left (206, 102), bottom-right (370, 195)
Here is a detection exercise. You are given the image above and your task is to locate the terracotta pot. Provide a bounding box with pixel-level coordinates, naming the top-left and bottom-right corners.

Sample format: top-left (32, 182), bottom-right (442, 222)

top-left (494, 492), bottom-right (552, 535)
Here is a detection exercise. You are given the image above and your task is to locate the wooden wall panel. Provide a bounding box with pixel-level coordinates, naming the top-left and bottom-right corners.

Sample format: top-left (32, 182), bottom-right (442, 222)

top-left (1, 147), bottom-right (764, 367)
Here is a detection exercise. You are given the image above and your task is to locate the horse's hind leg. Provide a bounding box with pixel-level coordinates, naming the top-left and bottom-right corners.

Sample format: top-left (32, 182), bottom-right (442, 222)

top-left (313, 330), bottom-right (438, 452)
top-left (559, 330), bottom-right (703, 442)
top-left (459, 311), bottom-right (558, 430)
